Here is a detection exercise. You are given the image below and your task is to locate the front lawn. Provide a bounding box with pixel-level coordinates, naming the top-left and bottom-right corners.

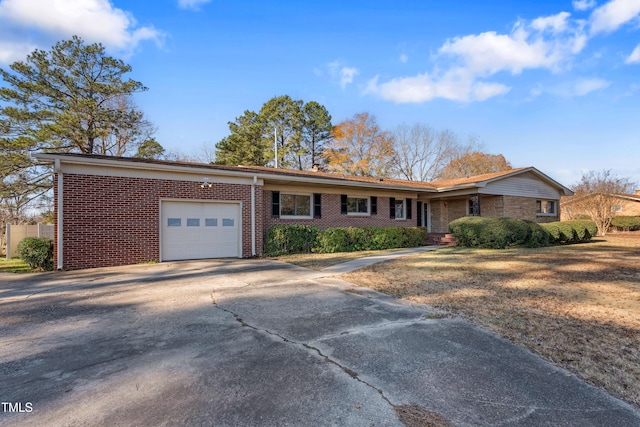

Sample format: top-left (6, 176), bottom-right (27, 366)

top-left (340, 232), bottom-right (640, 407)
top-left (0, 258), bottom-right (33, 273)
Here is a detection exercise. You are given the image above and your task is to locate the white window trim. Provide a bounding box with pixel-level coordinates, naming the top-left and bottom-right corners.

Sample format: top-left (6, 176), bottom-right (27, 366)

top-left (347, 195), bottom-right (371, 216)
top-left (536, 199), bottom-right (557, 216)
top-left (466, 199), bottom-right (474, 216)
top-left (394, 199), bottom-right (406, 220)
top-left (280, 192), bottom-right (313, 219)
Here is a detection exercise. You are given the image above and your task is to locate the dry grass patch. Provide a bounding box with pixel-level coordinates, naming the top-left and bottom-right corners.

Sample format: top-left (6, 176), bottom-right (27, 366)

top-left (270, 248), bottom-right (401, 270)
top-left (341, 232), bottom-right (640, 407)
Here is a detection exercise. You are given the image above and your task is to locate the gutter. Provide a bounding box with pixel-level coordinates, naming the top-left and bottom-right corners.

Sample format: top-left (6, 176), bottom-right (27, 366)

top-left (55, 159), bottom-right (63, 270)
top-left (251, 175), bottom-right (256, 256)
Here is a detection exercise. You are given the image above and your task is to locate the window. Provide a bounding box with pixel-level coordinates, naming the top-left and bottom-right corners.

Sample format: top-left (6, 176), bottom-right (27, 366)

top-left (205, 218), bottom-right (217, 226)
top-left (280, 194), bottom-right (311, 217)
top-left (347, 196), bottom-right (369, 215)
top-left (394, 199), bottom-right (405, 219)
top-left (187, 218), bottom-right (200, 227)
top-left (222, 218), bottom-right (234, 226)
top-left (537, 200), bottom-right (556, 215)
top-left (167, 218), bottom-right (181, 227)
top-left (467, 196), bottom-right (480, 216)
top-left (612, 205), bottom-right (623, 213)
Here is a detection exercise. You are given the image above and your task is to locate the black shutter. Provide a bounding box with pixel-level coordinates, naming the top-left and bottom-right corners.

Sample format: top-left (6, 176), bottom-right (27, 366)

top-left (314, 193), bottom-right (322, 218)
top-left (272, 191), bottom-right (280, 217)
top-left (390, 197), bottom-right (396, 219)
top-left (340, 195), bottom-right (348, 214)
top-left (417, 201), bottom-right (422, 226)
top-left (407, 199), bottom-right (412, 220)
top-left (371, 197), bottom-right (377, 215)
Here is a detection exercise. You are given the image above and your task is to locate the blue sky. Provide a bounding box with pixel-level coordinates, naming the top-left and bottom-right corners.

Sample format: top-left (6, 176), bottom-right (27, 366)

top-left (1, 0), bottom-right (639, 188)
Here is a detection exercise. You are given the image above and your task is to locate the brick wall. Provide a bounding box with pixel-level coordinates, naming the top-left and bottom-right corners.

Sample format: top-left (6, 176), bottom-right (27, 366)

top-left (263, 191), bottom-right (418, 232)
top-left (502, 195), bottom-right (558, 223)
top-left (427, 194), bottom-right (556, 233)
top-left (57, 173), bottom-right (262, 270)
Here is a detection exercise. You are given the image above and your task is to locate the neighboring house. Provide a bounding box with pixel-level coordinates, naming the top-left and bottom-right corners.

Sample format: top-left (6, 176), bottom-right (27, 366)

top-left (34, 153), bottom-right (573, 270)
top-left (560, 191), bottom-right (640, 221)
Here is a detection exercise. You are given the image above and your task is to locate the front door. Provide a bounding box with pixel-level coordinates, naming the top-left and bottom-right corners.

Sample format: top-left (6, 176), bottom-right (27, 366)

top-left (423, 202), bottom-right (430, 232)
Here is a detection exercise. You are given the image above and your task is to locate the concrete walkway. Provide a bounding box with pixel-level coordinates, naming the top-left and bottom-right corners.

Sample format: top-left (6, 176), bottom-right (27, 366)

top-left (320, 245), bottom-right (441, 275)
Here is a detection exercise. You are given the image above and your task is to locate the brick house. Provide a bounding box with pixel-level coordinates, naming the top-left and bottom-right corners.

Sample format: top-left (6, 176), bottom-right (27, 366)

top-left (34, 153), bottom-right (573, 270)
top-left (560, 190), bottom-right (640, 220)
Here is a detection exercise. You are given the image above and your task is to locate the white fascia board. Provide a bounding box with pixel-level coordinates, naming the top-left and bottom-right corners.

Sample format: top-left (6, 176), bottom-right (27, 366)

top-left (34, 153), bottom-right (437, 194)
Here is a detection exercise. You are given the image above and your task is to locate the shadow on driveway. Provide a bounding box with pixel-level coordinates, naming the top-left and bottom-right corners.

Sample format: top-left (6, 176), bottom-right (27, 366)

top-left (1, 259), bottom-right (638, 426)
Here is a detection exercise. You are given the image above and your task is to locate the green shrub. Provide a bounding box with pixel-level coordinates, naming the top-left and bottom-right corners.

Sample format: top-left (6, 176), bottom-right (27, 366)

top-left (313, 226), bottom-right (426, 253)
top-left (564, 220), bottom-right (597, 241)
top-left (541, 223), bottom-right (562, 244)
top-left (540, 220), bottom-right (596, 244)
top-left (524, 220), bottom-right (550, 247)
top-left (17, 237), bottom-right (53, 270)
top-left (264, 225), bottom-right (318, 256)
top-left (449, 217), bottom-right (544, 249)
top-left (610, 216), bottom-right (640, 232)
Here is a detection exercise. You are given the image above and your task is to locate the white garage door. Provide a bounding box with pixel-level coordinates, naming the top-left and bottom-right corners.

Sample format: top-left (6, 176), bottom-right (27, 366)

top-left (161, 201), bottom-right (241, 261)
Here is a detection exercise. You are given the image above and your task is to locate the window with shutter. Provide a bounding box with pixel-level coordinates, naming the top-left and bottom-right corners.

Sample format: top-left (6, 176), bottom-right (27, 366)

top-left (314, 193), bottom-right (322, 218)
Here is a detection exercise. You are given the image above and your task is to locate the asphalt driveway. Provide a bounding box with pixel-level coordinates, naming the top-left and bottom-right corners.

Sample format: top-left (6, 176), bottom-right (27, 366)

top-left (1, 259), bottom-right (638, 426)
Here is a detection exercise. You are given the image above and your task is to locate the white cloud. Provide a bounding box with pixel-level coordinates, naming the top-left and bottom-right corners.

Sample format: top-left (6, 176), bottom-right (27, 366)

top-left (366, 11), bottom-right (590, 104)
top-left (399, 53), bottom-right (408, 63)
top-left (626, 44), bottom-right (640, 63)
top-left (339, 67), bottom-right (358, 89)
top-left (573, 0), bottom-right (596, 11)
top-left (574, 77), bottom-right (611, 95)
top-left (364, 68), bottom-right (510, 103)
top-left (531, 12), bottom-right (572, 33)
top-left (546, 77), bottom-right (611, 97)
top-left (178, 0), bottom-right (212, 11)
top-left (439, 18), bottom-right (587, 75)
top-left (0, 0), bottom-right (162, 63)
top-left (589, 0), bottom-right (640, 34)
top-left (326, 61), bottom-right (359, 89)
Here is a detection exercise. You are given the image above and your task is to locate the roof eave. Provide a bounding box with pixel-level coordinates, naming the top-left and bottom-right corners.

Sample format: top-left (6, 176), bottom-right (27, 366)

top-left (33, 153), bottom-right (438, 193)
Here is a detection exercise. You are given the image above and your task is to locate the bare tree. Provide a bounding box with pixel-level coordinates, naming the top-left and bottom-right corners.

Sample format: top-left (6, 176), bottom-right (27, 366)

top-left (96, 95), bottom-right (156, 157)
top-left (569, 170), bottom-right (636, 236)
top-left (391, 123), bottom-right (460, 181)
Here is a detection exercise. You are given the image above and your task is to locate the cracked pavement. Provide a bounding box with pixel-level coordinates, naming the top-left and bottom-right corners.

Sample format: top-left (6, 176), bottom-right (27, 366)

top-left (1, 258), bottom-right (639, 426)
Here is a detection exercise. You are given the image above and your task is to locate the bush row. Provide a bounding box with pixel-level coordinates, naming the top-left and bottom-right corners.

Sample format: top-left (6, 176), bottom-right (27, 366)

top-left (540, 220), bottom-right (597, 244)
top-left (17, 237), bottom-right (54, 270)
top-left (448, 217), bottom-right (597, 249)
top-left (448, 217), bottom-right (549, 249)
top-left (264, 225), bottom-right (427, 256)
top-left (610, 216), bottom-right (640, 232)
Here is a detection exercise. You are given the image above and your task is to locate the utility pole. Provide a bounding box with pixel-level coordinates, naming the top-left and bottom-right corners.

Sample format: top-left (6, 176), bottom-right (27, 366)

top-left (274, 127), bottom-right (278, 169)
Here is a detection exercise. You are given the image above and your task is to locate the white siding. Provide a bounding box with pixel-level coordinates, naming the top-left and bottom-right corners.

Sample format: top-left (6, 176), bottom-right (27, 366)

top-left (481, 172), bottom-right (561, 199)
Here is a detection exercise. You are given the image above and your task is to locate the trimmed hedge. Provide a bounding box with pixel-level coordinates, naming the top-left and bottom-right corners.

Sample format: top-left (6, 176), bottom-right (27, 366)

top-left (264, 225), bottom-right (427, 255)
top-left (449, 217), bottom-right (548, 249)
top-left (264, 225), bottom-right (318, 256)
top-left (449, 217), bottom-right (596, 248)
top-left (17, 237), bottom-right (54, 270)
top-left (540, 220), bottom-right (596, 244)
top-left (610, 216), bottom-right (640, 232)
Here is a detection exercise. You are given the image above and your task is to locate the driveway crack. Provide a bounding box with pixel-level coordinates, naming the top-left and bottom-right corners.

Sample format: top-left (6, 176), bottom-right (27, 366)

top-left (211, 298), bottom-right (394, 407)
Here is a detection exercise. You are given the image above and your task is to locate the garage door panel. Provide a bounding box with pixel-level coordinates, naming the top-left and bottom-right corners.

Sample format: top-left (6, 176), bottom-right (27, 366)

top-left (161, 201), bottom-right (240, 261)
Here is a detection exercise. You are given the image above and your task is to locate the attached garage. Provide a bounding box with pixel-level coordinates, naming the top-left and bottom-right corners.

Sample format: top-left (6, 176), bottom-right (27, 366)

top-left (161, 200), bottom-right (242, 261)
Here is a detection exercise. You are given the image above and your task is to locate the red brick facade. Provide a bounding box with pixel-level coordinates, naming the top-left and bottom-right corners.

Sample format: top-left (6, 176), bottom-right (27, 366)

top-left (263, 191), bottom-right (418, 231)
top-left (42, 155), bottom-right (570, 270)
top-left (56, 173), bottom-right (262, 270)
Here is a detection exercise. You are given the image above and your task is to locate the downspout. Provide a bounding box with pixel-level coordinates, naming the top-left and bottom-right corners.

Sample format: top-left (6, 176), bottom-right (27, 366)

top-left (55, 159), bottom-right (63, 270)
top-left (251, 175), bottom-right (257, 256)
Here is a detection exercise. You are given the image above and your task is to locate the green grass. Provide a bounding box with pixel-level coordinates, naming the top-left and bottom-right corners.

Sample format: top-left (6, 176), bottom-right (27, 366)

top-left (0, 258), bottom-right (34, 273)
